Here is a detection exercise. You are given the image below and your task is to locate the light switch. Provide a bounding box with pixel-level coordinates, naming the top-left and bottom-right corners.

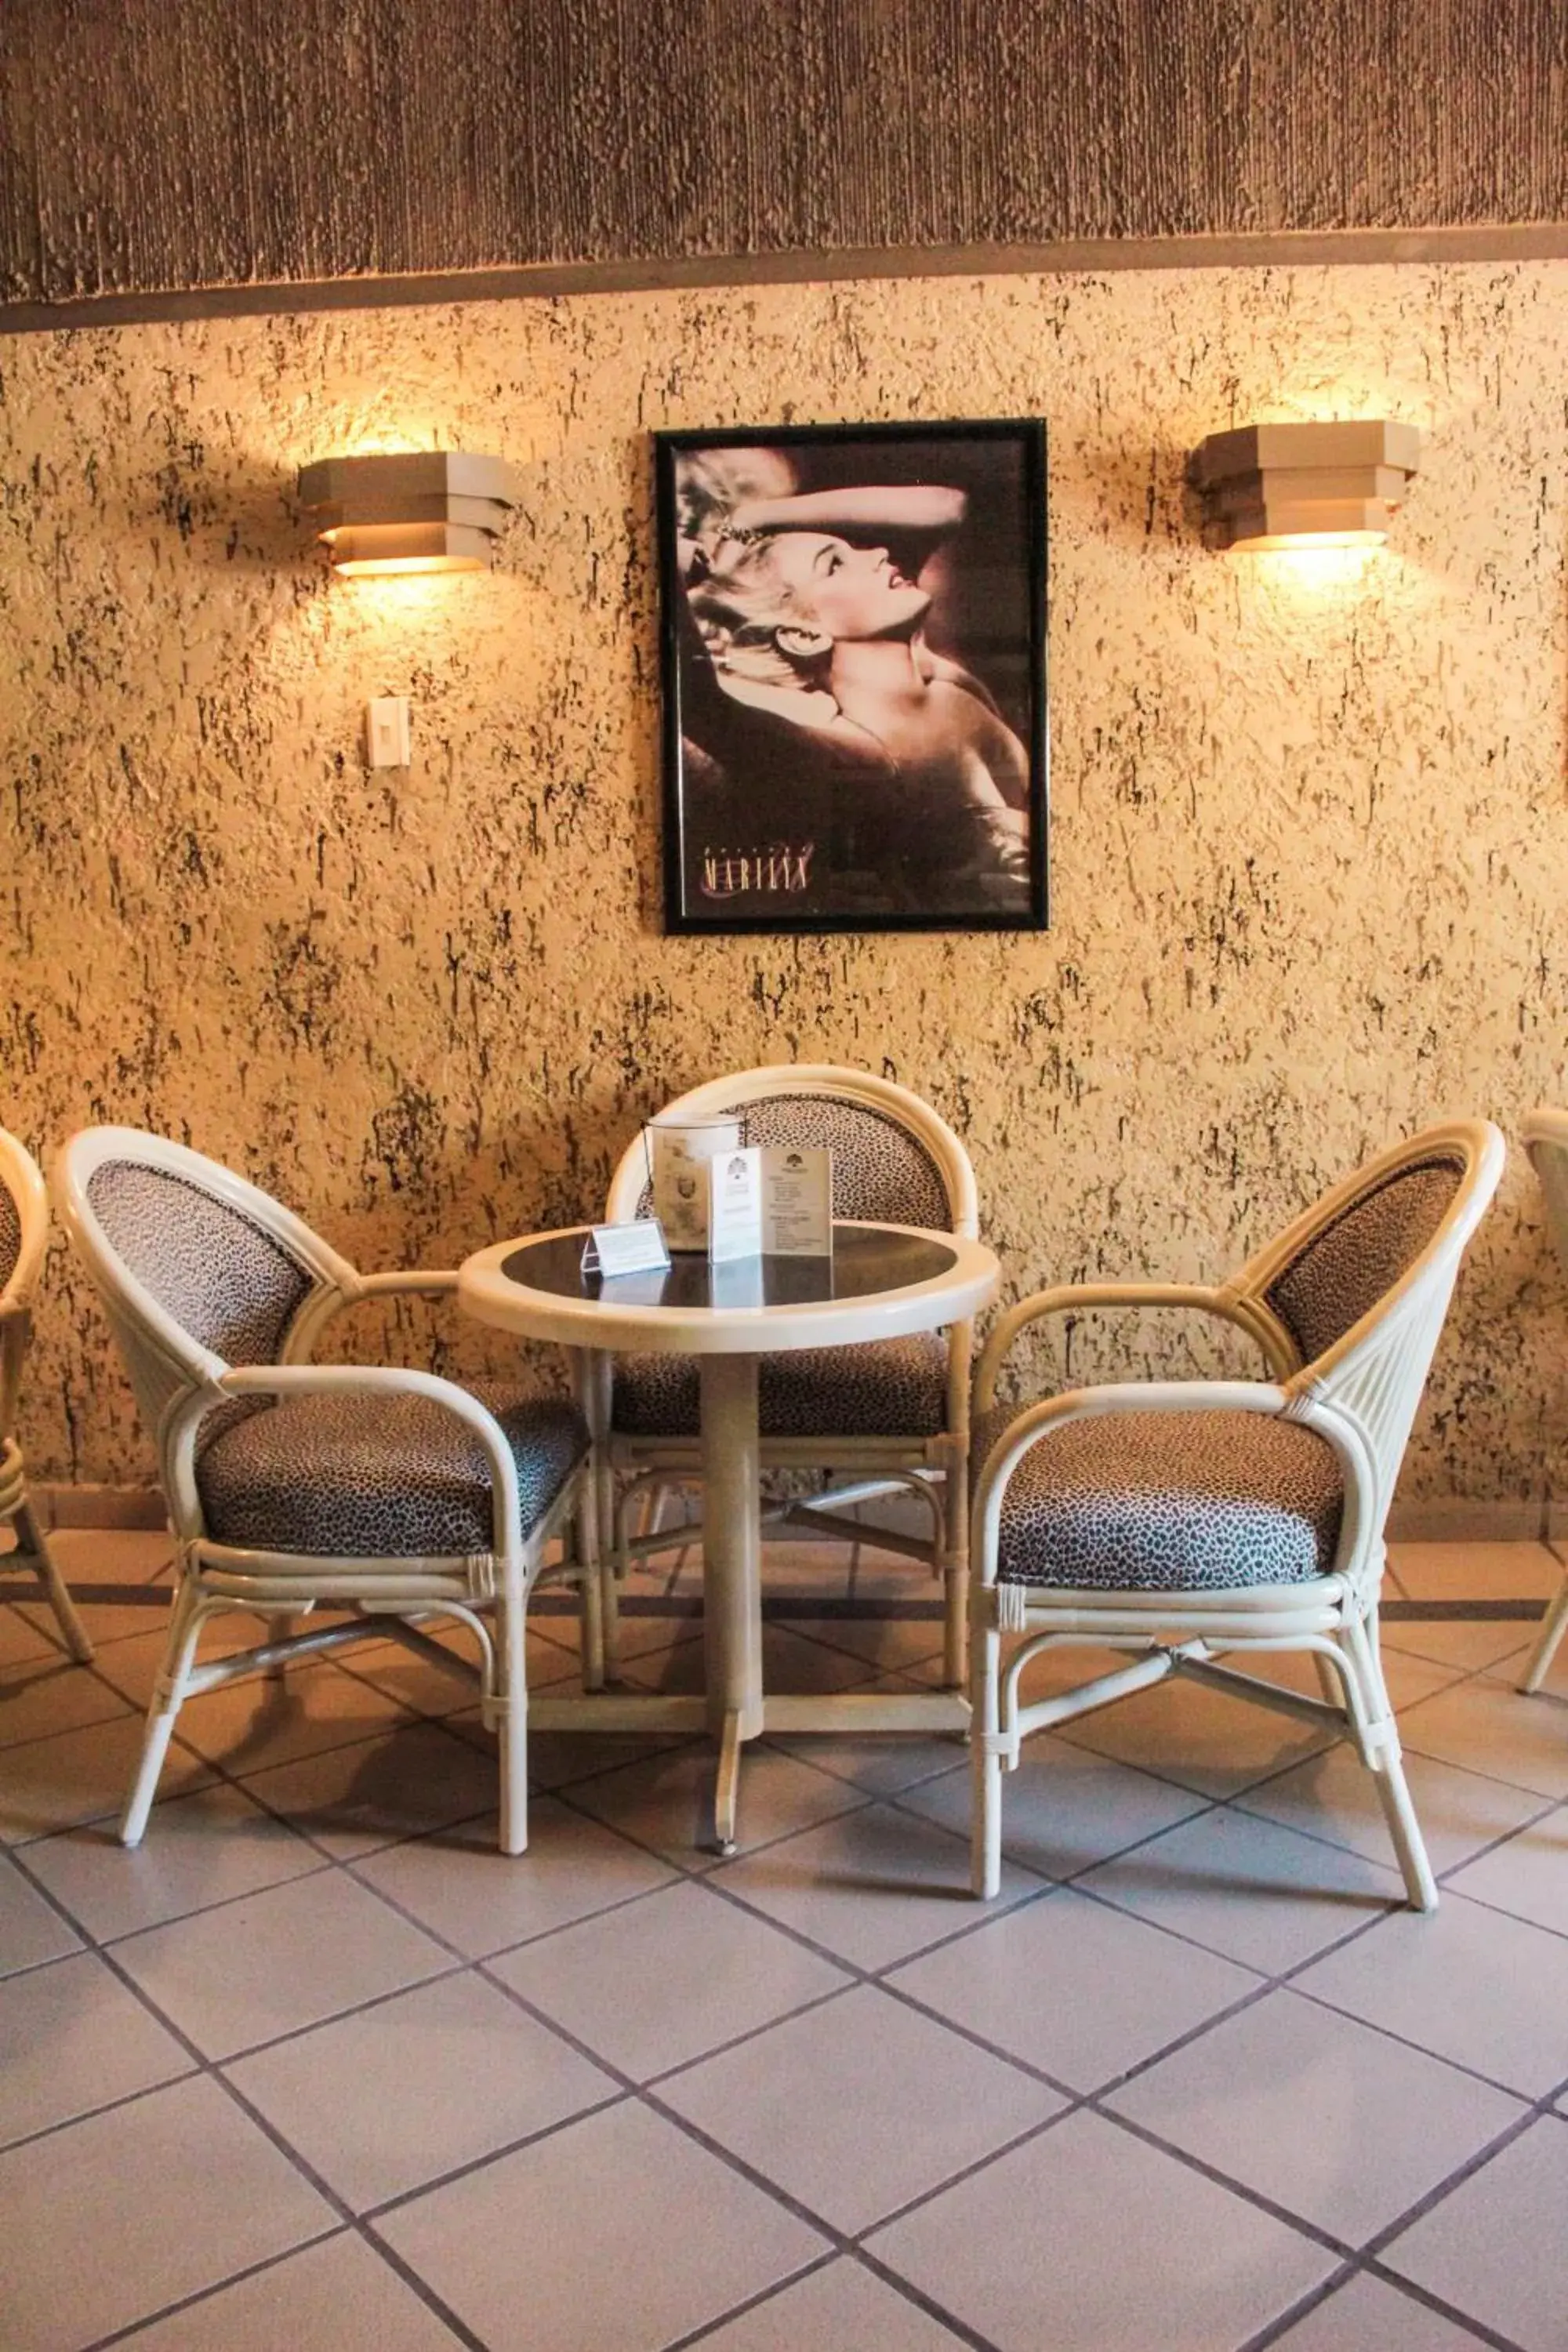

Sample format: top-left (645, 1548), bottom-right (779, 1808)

top-left (365, 695), bottom-right (412, 768)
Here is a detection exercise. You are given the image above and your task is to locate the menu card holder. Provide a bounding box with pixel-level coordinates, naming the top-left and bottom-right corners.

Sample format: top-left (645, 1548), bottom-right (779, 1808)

top-left (581, 1219), bottom-right (672, 1277)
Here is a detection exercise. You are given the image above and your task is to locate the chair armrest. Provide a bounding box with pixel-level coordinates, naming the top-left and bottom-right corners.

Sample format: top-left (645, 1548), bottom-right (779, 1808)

top-left (284, 1269), bottom-right (461, 1363)
top-left (974, 1283), bottom-right (1290, 1410)
top-left (971, 1379), bottom-right (1379, 1592)
top-left (161, 1361), bottom-right (523, 1559)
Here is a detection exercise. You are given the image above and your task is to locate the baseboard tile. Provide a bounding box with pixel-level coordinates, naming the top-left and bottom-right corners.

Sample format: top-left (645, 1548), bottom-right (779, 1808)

top-left (37, 1485), bottom-right (169, 1532)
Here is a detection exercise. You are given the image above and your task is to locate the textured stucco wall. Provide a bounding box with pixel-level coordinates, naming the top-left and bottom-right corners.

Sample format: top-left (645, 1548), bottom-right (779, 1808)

top-left (4, 1), bottom-right (1568, 311)
top-left (2, 260), bottom-right (1566, 1499)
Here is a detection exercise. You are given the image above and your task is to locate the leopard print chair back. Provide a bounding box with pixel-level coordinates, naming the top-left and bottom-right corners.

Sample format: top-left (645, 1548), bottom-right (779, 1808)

top-left (1262, 1151), bottom-right (1468, 1369)
top-left (0, 1178), bottom-right (21, 1302)
top-left (84, 1160), bottom-right (315, 1371)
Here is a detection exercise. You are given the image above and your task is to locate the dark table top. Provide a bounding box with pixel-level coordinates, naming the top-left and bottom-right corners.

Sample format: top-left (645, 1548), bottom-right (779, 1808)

top-left (499, 1222), bottom-right (957, 1313)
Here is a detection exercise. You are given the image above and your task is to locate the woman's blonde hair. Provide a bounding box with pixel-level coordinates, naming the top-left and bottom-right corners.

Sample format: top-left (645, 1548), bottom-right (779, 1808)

top-left (685, 531), bottom-right (830, 690)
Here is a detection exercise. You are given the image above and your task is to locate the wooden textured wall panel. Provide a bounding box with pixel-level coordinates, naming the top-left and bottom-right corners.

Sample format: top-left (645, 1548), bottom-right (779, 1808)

top-left (2, 256), bottom-right (1566, 1499)
top-left (2, 2), bottom-right (1567, 310)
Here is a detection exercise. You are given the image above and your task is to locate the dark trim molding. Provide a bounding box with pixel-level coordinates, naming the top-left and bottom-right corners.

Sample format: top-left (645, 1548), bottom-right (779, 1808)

top-left (5, 222), bottom-right (1568, 339)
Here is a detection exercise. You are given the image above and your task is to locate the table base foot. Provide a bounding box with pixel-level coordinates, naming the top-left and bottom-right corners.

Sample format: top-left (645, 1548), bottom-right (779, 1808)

top-left (710, 1710), bottom-right (743, 1856)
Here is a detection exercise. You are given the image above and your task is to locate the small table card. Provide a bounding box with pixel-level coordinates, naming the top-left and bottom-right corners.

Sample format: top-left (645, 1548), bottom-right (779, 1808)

top-left (581, 1218), bottom-right (672, 1278)
top-left (707, 1149), bottom-right (765, 1264)
top-left (760, 1146), bottom-right (833, 1257)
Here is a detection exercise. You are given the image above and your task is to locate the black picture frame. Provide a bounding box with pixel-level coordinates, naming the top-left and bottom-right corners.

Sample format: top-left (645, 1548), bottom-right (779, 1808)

top-left (655, 418), bottom-right (1049, 935)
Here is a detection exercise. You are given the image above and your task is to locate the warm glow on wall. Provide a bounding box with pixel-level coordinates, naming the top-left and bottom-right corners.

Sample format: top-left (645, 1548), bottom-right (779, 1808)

top-left (298, 452), bottom-right (520, 575)
top-left (1191, 420), bottom-right (1421, 552)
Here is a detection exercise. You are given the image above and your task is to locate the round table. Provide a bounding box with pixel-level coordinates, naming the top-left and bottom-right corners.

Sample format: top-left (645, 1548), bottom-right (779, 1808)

top-left (459, 1221), bottom-right (1000, 1851)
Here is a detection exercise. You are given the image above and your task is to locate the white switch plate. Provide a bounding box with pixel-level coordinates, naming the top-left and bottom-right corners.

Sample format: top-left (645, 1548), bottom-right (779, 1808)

top-left (365, 695), bottom-right (411, 768)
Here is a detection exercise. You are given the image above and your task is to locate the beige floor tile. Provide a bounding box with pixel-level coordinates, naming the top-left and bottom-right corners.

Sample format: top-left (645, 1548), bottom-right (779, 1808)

top-left (539, 1599), bottom-right (705, 1664)
top-left (714, 1802), bottom-right (1042, 1970)
top-left (0, 1649), bottom-right (133, 1750)
top-left (227, 1969), bottom-right (615, 2210)
top-left (867, 2107), bottom-right (1335, 2352)
top-left (1398, 1677), bottom-right (1568, 1798)
top-left (1260, 2270), bottom-right (1488, 2350)
top-left (351, 1797), bottom-right (679, 1960)
top-left (1236, 1740), bottom-right (1551, 1877)
top-left (889, 1885), bottom-right (1261, 2092)
top-left (1108, 1987), bottom-right (1523, 2243)
top-left (377, 2097), bottom-right (826, 2352)
top-left (763, 1726), bottom-right (969, 1797)
top-left (93, 1645), bottom-right (422, 1768)
top-left (660, 1980), bottom-right (1058, 2233)
top-left (622, 1621), bottom-right (873, 1696)
top-left (1080, 1805), bottom-right (1406, 1973)
top-left (784, 1613), bottom-right (948, 1675)
top-left (235, 1722), bottom-right (503, 1859)
top-left (116, 2230), bottom-right (466, 2350)
top-left (0, 1948), bottom-right (192, 2147)
top-left (0, 1711), bottom-right (213, 1846)
top-left (1381, 1613), bottom-right (1543, 1671)
top-left (1381, 2114), bottom-right (1568, 2349)
top-left (0, 2071), bottom-right (333, 2352)
top-left (0, 1849), bottom-right (82, 1975)
top-left (1054, 1671), bottom-right (1337, 1798)
top-left (444, 1710), bottom-right (695, 1791)
top-left (1445, 1803), bottom-right (1568, 1937)
top-left (898, 1734), bottom-right (1211, 1878)
top-left (337, 1624), bottom-right (582, 1718)
top-left (21, 1782), bottom-right (325, 1942)
top-left (1385, 1541), bottom-right (1562, 1601)
top-left (112, 1867), bottom-right (451, 2059)
top-left (565, 1737), bottom-right (865, 1864)
top-left (694, 2257), bottom-right (971, 2350)
top-left (0, 1598), bottom-right (67, 1664)
top-left (36, 1529), bottom-right (176, 1590)
top-left (491, 1875), bottom-right (848, 2079)
top-left (1293, 1889), bottom-right (1568, 2096)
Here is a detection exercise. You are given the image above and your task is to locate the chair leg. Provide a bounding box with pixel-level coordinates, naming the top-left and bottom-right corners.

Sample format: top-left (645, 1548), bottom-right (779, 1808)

top-left (1372, 1740), bottom-right (1439, 1912)
top-left (1342, 1611), bottom-right (1439, 1914)
top-left (943, 1452), bottom-right (969, 1690)
top-left (121, 1580), bottom-right (206, 1847)
top-left (13, 1498), bottom-right (94, 1662)
top-left (497, 1591), bottom-right (529, 1857)
top-left (597, 1448), bottom-right (621, 1682)
top-left (971, 1616), bottom-right (1003, 1899)
top-left (1519, 1564), bottom-right (1568, 1693)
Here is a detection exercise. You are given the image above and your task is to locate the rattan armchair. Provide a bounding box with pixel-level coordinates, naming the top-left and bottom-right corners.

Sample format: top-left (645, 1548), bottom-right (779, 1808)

top-left (1518, 1106), bottom-right (1568, 1693)
top-left (0, 1128), bottom-right (93, 1661)
top-left (601, 1065), bottom-right (978, 1684)
top-left (969, 1120), bottom-right (1504, 1909)
top-left (55, 1127), bottom-right (591, 1853)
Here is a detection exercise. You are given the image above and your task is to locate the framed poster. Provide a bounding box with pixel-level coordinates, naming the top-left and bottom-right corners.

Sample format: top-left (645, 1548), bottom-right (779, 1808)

top-left (655, 419), bottom-right (1048, 934)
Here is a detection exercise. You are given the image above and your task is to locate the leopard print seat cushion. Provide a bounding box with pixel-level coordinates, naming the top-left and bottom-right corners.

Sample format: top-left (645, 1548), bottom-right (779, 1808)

top-left (614, 1335), bottom-right (949, 1439)
top-left (1265, 1156), bottom-right (1464, 1365)
top-left (0, 1181), bottom-right (21, 1295)
top-left (196, 1382), bottom-right (586, 1559)
top-left (974, 1405), bottom-right (1344, 1592)
top-left (86, 1161), bottom-right (314, 1365)
top-left (631, 1093), bottom-right (953, 1230)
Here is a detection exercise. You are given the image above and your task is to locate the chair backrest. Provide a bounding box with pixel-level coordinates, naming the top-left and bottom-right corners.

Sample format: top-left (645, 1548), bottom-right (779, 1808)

top-left (0, 1129), bottom-right (50, 1439)
top-left (1237, 1120), bottom-right (1505, 1514)
top-left (1258, 1149), bottom-right (1471, 1369)
top-left (53, 1128), bottom-right (352, 1439)
top-left (1522, 1108), bottom-right (1568, 1281)
top-left (605, 1064), bottom-right (978, 1237)
top-left (0, 1129), bottom-right (48, 1313)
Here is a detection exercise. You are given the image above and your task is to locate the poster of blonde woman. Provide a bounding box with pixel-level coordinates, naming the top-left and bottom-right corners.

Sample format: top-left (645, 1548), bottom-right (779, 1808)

top-left (655, 419), bottom-right (1047, 932)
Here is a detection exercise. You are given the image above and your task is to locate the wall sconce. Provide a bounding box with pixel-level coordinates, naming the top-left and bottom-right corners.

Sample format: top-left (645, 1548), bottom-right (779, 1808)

top-left (1190, 420), bottom-right (1421, 552)
top-left (297, 451), bottom-right (520, 575)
